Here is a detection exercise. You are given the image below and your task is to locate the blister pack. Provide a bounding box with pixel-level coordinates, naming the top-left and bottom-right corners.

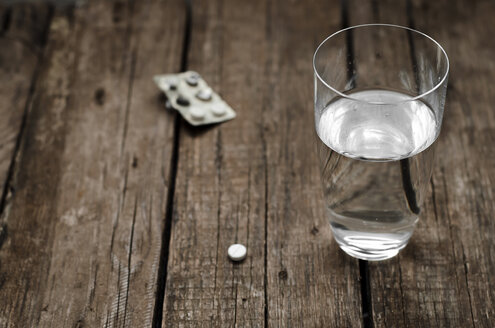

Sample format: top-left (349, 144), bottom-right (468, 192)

top-left (154, 71), bottom-right (236, 126)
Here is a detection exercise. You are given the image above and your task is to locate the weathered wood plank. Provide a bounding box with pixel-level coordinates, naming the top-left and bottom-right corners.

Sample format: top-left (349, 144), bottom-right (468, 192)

top-left (163, 0), bottom-right (362, 326)
top-left (0, 0), bottom-right (185, 327)
top-left (0, 7), bottom-right (75, 327)
top-left (0, 3), bottom-right (52, 211)
top-left (349, 0), bottom-right (495, 326)
top-left (410, 0), bottom-right (495, 326)
top-left (163, 0), bottom-right (268, 325)
top-left (264, 0), bottom-right (362, 326)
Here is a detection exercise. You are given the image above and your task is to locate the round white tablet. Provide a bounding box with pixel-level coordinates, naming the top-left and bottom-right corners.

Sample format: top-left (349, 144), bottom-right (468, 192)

top-left (211, 106), bottom-right (226, 117)
top-left (186, 75), bottom-right (199, 86)
top-left (196, 88), bottom-right (212, 101)
top-left (190, 107), bottom-right (206, 120)
top-left (186, 73), bottom-right (200, 86)
top-left (228, 244), bottom-right (247, 261)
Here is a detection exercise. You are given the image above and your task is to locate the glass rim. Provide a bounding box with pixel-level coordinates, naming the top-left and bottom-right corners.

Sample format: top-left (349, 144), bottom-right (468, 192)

top-left (313, 23), bottom-right (450, 105)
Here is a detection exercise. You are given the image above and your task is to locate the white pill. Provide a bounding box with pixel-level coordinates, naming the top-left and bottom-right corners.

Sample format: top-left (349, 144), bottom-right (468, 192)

top-left (211, 106), bottom-right (226, 117)
top-left (190, 107), bottom-right (206, 120)
top-left (228, 244), bottom-right (247, 261)
top-left (186, 73), bottom-right (200, 86)
top-left (196, 88), bottom-right (213, 101)
top-left (186, 76), bottom-right (198, 86)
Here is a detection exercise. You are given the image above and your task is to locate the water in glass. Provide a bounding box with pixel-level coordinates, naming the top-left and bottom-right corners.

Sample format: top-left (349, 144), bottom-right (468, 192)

top-left (316, 89), bottom-right (437, 260)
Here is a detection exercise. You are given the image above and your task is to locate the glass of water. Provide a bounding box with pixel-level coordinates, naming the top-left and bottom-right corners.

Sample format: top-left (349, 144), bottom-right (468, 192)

top-left (313, 24), bottom-right (449, 260)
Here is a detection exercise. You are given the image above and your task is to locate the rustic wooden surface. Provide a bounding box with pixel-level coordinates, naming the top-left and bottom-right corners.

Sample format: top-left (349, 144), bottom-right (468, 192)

top-left (0, 0), bottom-right (494, 327)
top-left (348, 0), bottom-right (495, 327)
top-left (0, 0), bottom-right (185, 327)
top-left (162, 0), bottom-right (362, 327)
top-left (0, 3), bottom-right (52, 216)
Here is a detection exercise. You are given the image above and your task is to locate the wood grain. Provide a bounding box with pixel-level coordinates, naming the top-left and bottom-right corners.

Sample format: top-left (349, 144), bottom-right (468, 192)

top-left (411, 0), bottom-right (495, 326)
top-left (0, 0), bottom-right (185, 326)
top-left (162, 0), bottom-right (268, 325)
top-left (0, 3), bottom-right (52, 212)
top-left (1, 0), bottom-right (492, 327)
top-left (162, 0), bottom-right (363, 326)
top-left (263, 0), bottom-right (362, 326)
top-left (349, 0), bottom-right (495, 326)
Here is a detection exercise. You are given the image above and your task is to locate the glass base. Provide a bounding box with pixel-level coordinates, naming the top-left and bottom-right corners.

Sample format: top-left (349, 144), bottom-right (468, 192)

top-left (332, 226), bottom-right (412, 261)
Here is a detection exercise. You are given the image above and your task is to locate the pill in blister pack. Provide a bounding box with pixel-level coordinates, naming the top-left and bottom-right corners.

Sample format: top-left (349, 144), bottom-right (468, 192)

top-left (153, 71), bottom-right (236, 126)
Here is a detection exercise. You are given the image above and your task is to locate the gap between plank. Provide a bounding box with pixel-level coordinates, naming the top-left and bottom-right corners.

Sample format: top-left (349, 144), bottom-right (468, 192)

top-left (1, 7), bottom-right (12, 34)
top-left (359, 260), bottom-right (373, 328)
top-left (340, 1), bottom-right (374, 327)
top-left (400, 0), bottom-right (421, 216)
top-left (340, 0), bottom-right (355, 88)
top-left (151, 0), bottom-right (192, 326)
top-left (0, 4), bottom-right (55, 223)
top-left (262, 2), bottom-right (272, 326)
top-left (263, 146), bottom-right (269, 327)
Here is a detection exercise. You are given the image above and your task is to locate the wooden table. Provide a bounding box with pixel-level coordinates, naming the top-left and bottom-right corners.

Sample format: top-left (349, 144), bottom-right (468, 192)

top-left (0, 0), bottom-right (493, 327)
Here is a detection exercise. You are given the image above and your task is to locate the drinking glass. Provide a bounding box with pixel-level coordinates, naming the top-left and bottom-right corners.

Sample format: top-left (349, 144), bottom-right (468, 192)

top-left (313, 24), bottom-right (449, 260)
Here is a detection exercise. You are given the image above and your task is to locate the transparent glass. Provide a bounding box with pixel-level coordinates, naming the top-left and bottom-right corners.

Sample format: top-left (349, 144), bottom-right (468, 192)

top-left (313, 24), bottom-right (449, 260)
